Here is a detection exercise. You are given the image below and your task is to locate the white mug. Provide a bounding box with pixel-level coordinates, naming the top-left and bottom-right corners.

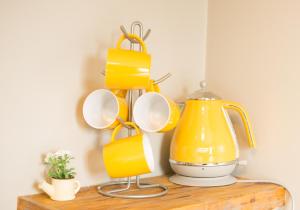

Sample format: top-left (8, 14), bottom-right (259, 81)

top-left (83, 89), bottom-right (128, 129)
top-left (133, 92), bottom-right (180, 132)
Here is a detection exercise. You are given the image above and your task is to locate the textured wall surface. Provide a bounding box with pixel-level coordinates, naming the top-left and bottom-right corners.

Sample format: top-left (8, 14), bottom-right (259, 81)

top-left (0, 0), bottom-right (207, 209)
top-left (206, 0), bottom-right (299, 208)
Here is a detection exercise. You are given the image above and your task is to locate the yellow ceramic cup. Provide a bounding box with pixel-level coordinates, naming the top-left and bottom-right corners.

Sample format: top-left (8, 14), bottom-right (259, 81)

top-left (105, 34), bottom-right (151, 90)
top-left (103, 122), bottom-right (155, 178)
top-left (82, 89), bottom-right (128, 129)
top-left (133, 84), bottom-right (180, 133)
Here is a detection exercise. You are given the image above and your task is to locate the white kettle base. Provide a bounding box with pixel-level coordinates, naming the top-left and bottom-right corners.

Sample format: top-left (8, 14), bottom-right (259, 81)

top-left (169, 174), bottom-right (237, 187)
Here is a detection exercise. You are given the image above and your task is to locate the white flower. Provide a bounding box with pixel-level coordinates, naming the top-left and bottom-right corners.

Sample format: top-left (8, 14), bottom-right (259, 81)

top-left (54, 150), bottom-right (72, 158)
top-left (43, 150), bottom-right (73, 164)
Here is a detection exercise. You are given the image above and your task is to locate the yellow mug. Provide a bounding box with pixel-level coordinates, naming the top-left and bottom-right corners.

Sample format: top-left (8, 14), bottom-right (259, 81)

top-left (103, 122), bottom-right (154, 178)
top-left (133, 83), bottom-right (180, 132)
top-left (82, 89), bottom-right (128, 129)
top-left (105, 34), bottom-right (151, 90)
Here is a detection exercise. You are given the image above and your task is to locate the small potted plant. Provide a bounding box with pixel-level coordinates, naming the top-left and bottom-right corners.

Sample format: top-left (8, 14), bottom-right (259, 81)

top-left (39, 150), bottom-right (81, 201)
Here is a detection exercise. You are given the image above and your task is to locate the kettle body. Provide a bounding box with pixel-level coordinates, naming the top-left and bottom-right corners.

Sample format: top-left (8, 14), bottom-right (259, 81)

top-left (169, 82), bottom-right (256, 186)
top-left (170, 99), bottom-right (256, 165)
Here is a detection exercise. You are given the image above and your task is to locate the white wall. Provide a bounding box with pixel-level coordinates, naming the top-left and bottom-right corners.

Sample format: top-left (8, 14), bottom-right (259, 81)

top-left (0, 0), bottom-right (207, 209)
top-left (206, 0), bottom-right (299, 208)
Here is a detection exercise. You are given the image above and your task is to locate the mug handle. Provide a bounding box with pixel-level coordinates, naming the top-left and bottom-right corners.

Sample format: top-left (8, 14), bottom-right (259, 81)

top-left (116, 34), bottom-right (147, 53)
top-left (74, 180), bottom-right (81, 194)
top-left (111, 89), bottom-right (127, 98)
top-left (146, 80), bottom-right (160, 93)
top-left (111, 122), bottom-right (141, 143)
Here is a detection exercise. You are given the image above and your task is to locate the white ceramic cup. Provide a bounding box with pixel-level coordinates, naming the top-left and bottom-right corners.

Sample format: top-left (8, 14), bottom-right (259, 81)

top-left (133, 92), bottom-right (180, 132)
top-left (83, 89), bottom-right (128, 129)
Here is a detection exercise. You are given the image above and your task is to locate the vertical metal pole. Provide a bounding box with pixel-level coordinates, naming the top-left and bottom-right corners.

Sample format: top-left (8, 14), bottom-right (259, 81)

top-left (130, 21), bottom-right (145, 187)
top-left (127, 91), bottom-right (133, 136)
top-left (131, 22), bottom-right (144, 97)
top-left (127, 22), bottom-right (143, 184)
top-left (128, 21), bottom-right (144, 136)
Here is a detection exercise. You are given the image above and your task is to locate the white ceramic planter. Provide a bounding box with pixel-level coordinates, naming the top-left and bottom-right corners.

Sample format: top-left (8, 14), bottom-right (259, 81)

top-left (39, 178), bottom-right (81, 201)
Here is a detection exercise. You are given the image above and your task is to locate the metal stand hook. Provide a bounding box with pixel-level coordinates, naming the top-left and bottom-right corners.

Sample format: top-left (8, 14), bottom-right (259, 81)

top-left (116, 117), bottom-right (135, 129)
top-left (120, 24), bottom-right (151, 43)
top-left (154, 73), bottom-right (172, 84)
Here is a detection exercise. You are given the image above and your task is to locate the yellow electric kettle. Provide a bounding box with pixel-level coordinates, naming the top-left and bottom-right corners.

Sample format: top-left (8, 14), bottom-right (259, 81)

top-left (169, 82), bottom-right (256, 187)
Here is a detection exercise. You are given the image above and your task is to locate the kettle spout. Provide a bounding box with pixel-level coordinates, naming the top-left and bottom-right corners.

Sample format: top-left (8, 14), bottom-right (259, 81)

top-left (38, 180), bottom-right (54, 197)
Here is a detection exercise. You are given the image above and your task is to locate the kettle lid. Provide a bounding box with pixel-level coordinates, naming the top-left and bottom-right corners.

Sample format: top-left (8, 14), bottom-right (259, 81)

top-left (188, 81), bottom-right (221, 100)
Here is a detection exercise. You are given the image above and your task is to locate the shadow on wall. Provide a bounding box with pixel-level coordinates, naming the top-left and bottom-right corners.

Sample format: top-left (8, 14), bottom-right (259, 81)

top-left (158, 93), bottom-right (189, 175)
top-left (85, 131), bottom-right (112, 179)
top-left (229, 111), bottom-right (256, 176)
top-left (76, 43), bottom-right (107, 129)
top-left (33, 155), bottom-right (54, 192)
top-left (76, 42), bottom-right (111, 179)
top-left (76, 34), bottom-right (120, 129)
top-left (159, 131), bottom-right (173, 175)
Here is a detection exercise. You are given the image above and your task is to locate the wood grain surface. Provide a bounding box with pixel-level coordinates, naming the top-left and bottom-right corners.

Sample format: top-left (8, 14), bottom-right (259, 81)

top-left (17, 175), bottom-right (286, 210)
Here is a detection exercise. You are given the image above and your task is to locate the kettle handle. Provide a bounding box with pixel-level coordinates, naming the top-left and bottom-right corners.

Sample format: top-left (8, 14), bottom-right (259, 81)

top-left (223, 101), bottom-right (256, 148)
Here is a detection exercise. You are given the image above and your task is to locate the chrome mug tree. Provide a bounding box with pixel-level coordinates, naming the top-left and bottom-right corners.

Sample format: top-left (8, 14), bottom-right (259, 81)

top-left (84, 21), bottom-right (171, 198)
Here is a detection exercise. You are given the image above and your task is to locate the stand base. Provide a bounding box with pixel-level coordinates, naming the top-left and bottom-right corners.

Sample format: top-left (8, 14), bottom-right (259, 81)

top-left (169, 174), bottom-right (237, 187)
top-left (98, 178), bottom-right (168, 199)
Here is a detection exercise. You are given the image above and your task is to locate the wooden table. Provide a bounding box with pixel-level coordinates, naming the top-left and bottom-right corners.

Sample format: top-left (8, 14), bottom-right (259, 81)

top-left (18, 175), bottom-right (286, 210)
